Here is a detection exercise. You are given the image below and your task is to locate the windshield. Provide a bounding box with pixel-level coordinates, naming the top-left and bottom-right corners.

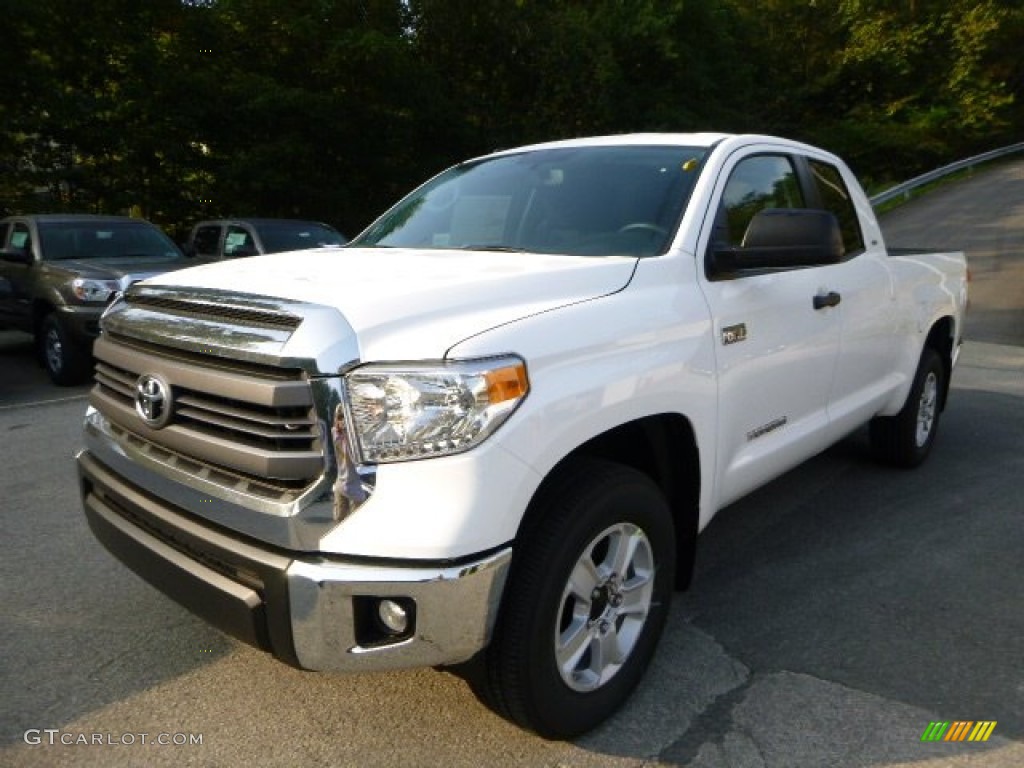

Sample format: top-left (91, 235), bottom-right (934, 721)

top-left (352, 145), bottom-right (707, 257)
top-left (255, 222), bottom-right (346, 252)
top-left (39, 221), bottom-right (182, 261)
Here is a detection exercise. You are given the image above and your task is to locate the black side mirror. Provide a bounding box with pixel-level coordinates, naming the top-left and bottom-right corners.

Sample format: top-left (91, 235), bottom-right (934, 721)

top-left (0, 247), bottom-right (33, 265)
top-left (710, 208), bottom-right (843, 276)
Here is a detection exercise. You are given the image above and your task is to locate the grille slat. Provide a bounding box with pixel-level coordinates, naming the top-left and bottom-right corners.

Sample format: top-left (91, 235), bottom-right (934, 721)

top-left (94, 363), bottom-right (136, 398)
top-left (177, 406), bottom-right (318, 444)
top-left (175, 393), bottom-right (317, 429)
top-left (105, 332), bottom-right (301, 382)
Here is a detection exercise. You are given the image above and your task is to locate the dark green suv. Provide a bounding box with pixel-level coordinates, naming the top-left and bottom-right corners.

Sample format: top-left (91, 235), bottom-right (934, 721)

top-left (0, 214), bottom-right (189, 384)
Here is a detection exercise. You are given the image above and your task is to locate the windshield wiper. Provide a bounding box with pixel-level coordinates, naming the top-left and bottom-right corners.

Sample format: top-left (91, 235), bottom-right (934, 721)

top-left (457, 244), bottom-right (527, 253)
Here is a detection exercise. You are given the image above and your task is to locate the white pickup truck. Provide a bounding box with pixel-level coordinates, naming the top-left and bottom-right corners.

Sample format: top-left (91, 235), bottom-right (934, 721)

top-left (77, 133), bottom-right (967, 737)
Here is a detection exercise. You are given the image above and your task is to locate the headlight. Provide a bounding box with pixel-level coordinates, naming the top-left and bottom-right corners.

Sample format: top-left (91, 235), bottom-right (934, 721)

top-left (344, 356), bottom-right (529, 463)
top-left (71, 278), bottom-right (120, 303)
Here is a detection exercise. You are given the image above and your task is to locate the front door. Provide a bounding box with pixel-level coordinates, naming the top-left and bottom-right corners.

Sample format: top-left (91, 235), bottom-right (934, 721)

top-left (0, 221), bottom-right (36, 332)
top-left (698, 152), bottom-right (843, 508)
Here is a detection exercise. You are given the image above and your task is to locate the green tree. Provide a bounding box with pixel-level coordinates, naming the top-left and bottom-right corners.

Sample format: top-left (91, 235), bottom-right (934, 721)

top-left (409, 0), bottom-right (753, 148)
top-left (174, 0), bottom-right (448, 234)
top-left (1, 0), bottom-right (1021, 227)
top-left (724, 0), bottom-right (1021, 183)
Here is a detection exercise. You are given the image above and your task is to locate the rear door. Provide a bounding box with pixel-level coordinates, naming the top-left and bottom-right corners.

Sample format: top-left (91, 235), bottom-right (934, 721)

top-left (698, 149), bottom-right (843, 508)
top-left (802, 157), bottom-right (900, 437)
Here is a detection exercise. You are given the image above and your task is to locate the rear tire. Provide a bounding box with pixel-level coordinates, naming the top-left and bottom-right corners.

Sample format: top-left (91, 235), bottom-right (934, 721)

top-left (39, 313), bottom-right (91, 386)
top-left (482, 458), bottom-right (675, 738)
top-left (870, 347), bottom-right (944, 468)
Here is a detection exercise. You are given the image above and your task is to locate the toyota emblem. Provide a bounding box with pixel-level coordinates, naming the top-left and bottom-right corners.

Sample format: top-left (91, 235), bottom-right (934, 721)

top-left (134, 374), bottom-right (173, 428)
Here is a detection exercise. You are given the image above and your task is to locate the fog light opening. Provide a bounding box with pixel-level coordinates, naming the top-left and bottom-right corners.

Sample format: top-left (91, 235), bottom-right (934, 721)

top-left (377, 599), bottom-right (410, 635)
top-left (353, 596), bottom-right (416, 646)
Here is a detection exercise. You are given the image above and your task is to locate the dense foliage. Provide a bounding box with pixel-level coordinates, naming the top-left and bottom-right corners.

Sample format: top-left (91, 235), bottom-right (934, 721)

top-left (3, 0), bottom-right (1022, 237)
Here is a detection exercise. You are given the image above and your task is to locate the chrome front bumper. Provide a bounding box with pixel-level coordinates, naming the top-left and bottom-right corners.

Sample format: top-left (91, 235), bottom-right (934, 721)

top-left (287, 551), bottom-right (511, 671)
top-left (77, 448), bottom-right (511, 672)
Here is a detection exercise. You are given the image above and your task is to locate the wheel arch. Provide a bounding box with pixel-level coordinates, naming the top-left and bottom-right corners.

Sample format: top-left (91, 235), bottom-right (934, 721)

top-left (32, 298), bottom-right (58, 334)
top-left (517, 413), bottom-right (700, 591)
top-left (924, 316), bottom-right (955, 411)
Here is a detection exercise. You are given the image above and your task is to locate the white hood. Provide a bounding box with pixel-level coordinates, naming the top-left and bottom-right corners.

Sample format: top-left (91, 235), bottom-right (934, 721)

top-left (147, 247), bottom-right (637, 360)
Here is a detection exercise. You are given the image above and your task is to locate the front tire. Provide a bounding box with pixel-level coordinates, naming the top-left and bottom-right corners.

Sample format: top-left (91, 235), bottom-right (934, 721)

top-left (39, 313), bottom-right (91, 386)
top-left (483, 458), bottom-right (675, 738)
top-left (870, 347), bottom-right (944, 468)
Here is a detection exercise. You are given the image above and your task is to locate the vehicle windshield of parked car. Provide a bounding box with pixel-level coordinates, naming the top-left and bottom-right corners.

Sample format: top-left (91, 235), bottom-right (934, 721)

top-left (254, 222), bottom-right (346, 253)
top-left (39, 221), bottom-right (182, 261)
top-left (352, 145), bottom-right (708, 257)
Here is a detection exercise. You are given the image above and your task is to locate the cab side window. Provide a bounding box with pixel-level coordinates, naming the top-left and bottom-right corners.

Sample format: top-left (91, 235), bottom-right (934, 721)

top-left (10, 223), bottom-right (32, 253)
top-left (808, 159), bottom-right (865, 257)
top-left (192, 225), bottom-right (222, 257)
top-left (224, 225), bottom-right (256, 257)
top-left (716, 155), bottom-right (804, 247)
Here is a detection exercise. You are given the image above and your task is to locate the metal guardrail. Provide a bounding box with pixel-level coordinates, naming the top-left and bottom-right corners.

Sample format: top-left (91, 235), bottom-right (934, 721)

top-left (869, 141), bottom-right (1024, 208)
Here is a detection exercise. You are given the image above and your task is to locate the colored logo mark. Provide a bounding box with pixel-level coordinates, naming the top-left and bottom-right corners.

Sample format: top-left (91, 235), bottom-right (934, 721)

top-left (921, 721), bottom-right (997, 742)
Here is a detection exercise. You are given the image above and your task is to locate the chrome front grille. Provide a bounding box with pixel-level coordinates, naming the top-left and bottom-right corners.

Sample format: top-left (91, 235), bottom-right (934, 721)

top-left (90, 333), bottom-right (323, 488)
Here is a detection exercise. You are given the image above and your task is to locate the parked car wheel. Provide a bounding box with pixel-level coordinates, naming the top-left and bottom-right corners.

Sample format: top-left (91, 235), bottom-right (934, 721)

top-left (482, 458), bottom-right (675, 738)
top-left (39, 313), bottom-right (90, 385)
top-left (870, 346), bottom-right (944, 468)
